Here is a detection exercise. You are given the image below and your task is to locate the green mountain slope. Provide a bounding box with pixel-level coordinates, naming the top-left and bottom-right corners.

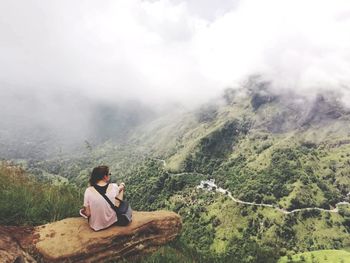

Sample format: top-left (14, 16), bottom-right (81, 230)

top-left (125, 82), bottom-right (350, 261)
top-left (126, 81), bottom-right (350, 210)
top-left (278, 249), bottom-right (350, 263)
top-left (15, 79), bottom-right (350, 262)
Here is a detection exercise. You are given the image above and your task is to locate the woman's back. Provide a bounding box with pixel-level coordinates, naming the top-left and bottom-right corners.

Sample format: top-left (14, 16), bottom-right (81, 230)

top-left (84, 183), bottom-right (119, 231)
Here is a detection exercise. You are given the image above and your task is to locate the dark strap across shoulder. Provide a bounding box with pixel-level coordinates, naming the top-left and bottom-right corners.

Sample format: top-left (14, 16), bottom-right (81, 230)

top-left (93, 184), bottom-right (131, 223)
top-left (93, 184), bottom-right (117, 213)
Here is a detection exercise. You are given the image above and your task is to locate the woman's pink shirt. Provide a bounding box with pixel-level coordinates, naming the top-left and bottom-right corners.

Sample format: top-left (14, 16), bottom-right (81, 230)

top-left (83, 183), bottom-right (119, 231)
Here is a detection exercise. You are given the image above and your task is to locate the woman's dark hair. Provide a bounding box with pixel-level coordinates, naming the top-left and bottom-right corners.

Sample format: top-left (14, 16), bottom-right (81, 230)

top-left (89, 165), bottom-right (109, 186)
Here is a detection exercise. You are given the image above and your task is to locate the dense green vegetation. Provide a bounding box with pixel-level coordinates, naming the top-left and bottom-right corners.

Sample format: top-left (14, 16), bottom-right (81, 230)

top-left (278, 249), bottom-right (350, 263)
top-left (184, 119), bottom-right (251, 174)
top-left (0, 164), bottom-right (82, 225)
top-left (118, 158), bottom-right (350, 262)
top-left (212, 145), bottom-right (346, 210)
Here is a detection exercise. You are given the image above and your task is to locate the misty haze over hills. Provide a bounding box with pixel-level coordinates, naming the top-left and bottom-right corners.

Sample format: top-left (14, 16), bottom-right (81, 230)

top-left (1, 0), bottom-right (350, 161)
top-left (0, 88), bottom-right (157, 159)
top-left (1, 74), bottom-right (350, 160)
top-left (1, 0), bottom-right (350, 162)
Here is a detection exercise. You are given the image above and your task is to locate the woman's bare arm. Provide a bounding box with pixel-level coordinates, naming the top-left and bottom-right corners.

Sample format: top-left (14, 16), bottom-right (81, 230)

top-left (83, 206), bottom-right (91, 217)
top-left (115, 183), bottom-right (125, 207)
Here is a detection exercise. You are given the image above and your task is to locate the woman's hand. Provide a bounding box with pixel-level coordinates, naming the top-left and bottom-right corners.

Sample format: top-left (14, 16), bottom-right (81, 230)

top-left (81, 206), bottom-right (91, 217)
top-left (119, 182), bottom-right (125, 192)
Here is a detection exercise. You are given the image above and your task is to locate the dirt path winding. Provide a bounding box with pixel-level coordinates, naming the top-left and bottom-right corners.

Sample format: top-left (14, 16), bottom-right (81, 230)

top-left (197, 179), bottom-right (350, 214)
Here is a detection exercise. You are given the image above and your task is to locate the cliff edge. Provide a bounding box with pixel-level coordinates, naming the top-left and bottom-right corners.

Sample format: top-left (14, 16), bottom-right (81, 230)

top-left (0, 210), bottom-right (182, 263)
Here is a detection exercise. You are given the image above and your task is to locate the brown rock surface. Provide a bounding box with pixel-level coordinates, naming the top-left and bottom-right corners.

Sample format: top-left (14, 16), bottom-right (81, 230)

top-left (0, 210), bottom-right (181, 263)
top-left (0, 226), bottom-right (36, 263)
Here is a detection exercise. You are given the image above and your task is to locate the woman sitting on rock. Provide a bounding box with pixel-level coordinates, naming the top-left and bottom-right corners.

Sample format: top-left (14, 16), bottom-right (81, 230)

top-left (80, 165), bottom-right (129, 231)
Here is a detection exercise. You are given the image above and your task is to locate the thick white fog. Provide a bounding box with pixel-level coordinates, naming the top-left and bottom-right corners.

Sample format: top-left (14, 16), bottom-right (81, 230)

top-left (1, 0), bottom-right (349, 105)
top-left (1, 0), bottom-right (350, 157)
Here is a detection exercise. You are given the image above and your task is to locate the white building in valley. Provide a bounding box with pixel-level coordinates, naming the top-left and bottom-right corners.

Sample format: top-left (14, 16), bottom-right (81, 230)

top-left (197, 179), bottom-right (216, 191)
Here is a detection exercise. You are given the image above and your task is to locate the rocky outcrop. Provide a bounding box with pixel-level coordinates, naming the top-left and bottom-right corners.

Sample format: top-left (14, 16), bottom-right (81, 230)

top-left (0, 226), bottom-right (36, 263)
top-left (0, 211), bottom-right (181, 263)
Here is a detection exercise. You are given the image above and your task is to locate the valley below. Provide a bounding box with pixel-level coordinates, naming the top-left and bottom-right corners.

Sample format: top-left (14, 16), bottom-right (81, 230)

top-left (2, 82), bottom-right (350, 263)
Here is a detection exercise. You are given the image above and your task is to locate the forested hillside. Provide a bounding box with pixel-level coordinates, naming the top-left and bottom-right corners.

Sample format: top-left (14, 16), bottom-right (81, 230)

top-left (5, 80), bottom-right (350, 262)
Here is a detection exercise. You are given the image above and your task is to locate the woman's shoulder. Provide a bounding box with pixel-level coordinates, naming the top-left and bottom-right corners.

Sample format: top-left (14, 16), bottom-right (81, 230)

top-left (85, 186), bottom-right (95, 194)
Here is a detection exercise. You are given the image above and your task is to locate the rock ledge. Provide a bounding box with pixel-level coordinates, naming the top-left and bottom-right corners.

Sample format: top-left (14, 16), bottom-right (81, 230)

top-left (1, 210), bottom-right (182, 263)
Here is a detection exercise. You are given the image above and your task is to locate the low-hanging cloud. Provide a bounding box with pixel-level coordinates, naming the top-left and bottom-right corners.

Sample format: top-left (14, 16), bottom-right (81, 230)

top-left (0, 0), bottom-right (219, 107)
top-left (194, 0), bottom-right (350, 96)
top-left (1, 0), bottom-right (350, 106)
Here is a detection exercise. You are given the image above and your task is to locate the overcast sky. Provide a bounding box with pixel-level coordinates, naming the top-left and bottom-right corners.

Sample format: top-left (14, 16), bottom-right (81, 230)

top-left (1, 0), bottom-right (350, 106)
